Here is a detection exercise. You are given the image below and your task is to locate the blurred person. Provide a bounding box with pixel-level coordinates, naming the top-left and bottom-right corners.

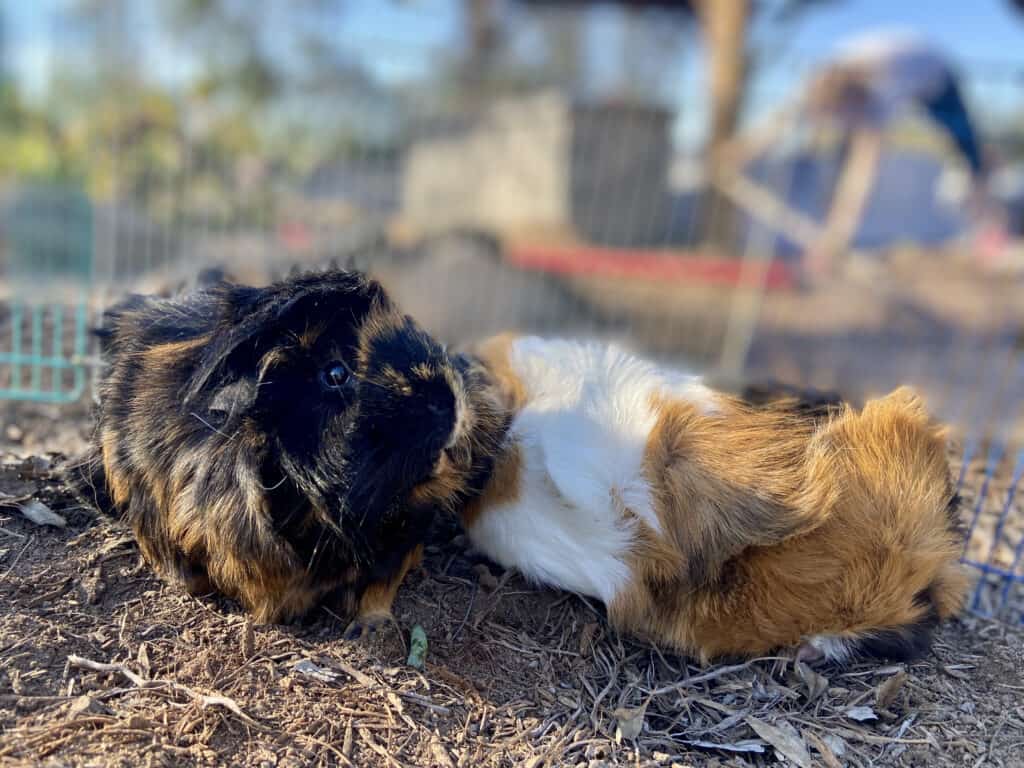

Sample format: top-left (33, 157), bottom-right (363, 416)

top-left (803, 29), bottom-right (1006, 275)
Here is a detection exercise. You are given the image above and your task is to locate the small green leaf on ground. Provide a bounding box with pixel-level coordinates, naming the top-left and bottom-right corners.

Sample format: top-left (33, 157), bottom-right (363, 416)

top-left (408, 624), bottom-right (428, 669)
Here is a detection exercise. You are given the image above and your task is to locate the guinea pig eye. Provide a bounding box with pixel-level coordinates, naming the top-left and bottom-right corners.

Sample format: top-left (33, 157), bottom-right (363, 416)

top-left (320, 361), bottom-right (352, 391)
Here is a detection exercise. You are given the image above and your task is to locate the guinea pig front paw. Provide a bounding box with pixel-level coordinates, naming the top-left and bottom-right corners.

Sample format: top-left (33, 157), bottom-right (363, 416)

top-left (343, 612), bottom-right (395, 642)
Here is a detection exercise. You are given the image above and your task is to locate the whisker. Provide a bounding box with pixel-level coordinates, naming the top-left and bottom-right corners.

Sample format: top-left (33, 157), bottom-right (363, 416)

top-left (189, 412), bottom-right (233, 440)
top-left (259, 475), bottom-right (288, 491)
top-left (307, 525), bottom-right (328, 574)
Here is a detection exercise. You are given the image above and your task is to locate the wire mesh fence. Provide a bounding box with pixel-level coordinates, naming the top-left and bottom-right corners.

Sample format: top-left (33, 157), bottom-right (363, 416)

top-left (0, 185), bottom-right (92, 402)
top-left (1, 8), bottom-right (1023, 623)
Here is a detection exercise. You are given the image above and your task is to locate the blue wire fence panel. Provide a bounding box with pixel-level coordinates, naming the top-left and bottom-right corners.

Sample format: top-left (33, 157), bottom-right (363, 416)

top-left (959, 441), bottom-right (1024, 625)
top-left (0, 185), bottom-right (92, 404)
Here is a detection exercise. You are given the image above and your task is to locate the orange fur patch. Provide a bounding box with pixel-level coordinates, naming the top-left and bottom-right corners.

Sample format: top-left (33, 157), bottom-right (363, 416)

top-left (355, 545), bottom-right (424, 620)
top-left (472, 333), bottom-right (528, 411)
top-left (460, 441), bottom-right (523, 530)
top-left (604, 387), bottom-right (968, 661)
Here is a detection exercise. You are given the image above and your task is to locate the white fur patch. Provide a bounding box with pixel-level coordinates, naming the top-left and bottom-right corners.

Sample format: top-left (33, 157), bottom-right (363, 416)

top-left (805, 634), bottom-right (856, 664)
top-left (466, 337), bottom-right (715, 604)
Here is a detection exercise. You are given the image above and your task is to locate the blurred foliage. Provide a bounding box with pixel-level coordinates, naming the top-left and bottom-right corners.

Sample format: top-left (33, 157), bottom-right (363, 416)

top-left (0, 86), bottom-right (69, 182)
top-left (0, 0), bottom-right (385, 227)
top-left (0, 74), bottom-right (282, 225)
top-left (0, 0), bottom-right (857, 235)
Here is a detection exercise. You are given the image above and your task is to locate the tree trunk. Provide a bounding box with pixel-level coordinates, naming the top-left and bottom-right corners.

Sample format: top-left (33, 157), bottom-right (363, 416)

top-left (462, 0), bottom-right (500, 111)
top-left (696, 0), bottom-right (750, 248)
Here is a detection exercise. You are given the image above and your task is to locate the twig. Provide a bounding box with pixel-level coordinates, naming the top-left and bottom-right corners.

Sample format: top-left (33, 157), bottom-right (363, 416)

top-left (0, 716), bottom-right (116, 757)
top-left (451, 580), bottom-right (478, 641)
top-left (589, 656), bottom-right (622, 729)
top-left (0, 693), bottom-right (76, 705)
top-left (398, 690), bottom-right (451, 715)
top-left (793, 718), bottom-right (933, 746)
top-left (0, 524), bottom-right (29, 539)
top-left (67, 654), bottom-right (257, 725)
top-left (331, 656), bottom-right (445, 712)
top-left (295, 733), bottom-right (357, 768)
top-left (975, 713), bottom-right (1009, 768)
top-left (643, 657), bottom-right (789, 697)
top-left (358, 727), bottom-right (408, 768)
top-left (0, 536), bottom-right (34, 583)
top-left (333, 657), bottom-right (378, 689)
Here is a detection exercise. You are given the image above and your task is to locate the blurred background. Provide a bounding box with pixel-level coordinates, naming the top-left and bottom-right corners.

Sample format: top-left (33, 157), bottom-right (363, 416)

top-left (1, 0), bottom-right (1023, 620)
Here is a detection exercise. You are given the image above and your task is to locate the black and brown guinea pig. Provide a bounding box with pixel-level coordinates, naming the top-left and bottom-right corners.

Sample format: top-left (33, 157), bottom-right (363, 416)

top-left (457, 334), bottom-right (969, 665)
top-left (66, 270), bottom-right (508, 633)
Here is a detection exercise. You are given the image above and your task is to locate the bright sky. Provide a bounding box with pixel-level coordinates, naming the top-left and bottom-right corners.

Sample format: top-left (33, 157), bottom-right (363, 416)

top-left (4, 0), bottom-right (1023, 145)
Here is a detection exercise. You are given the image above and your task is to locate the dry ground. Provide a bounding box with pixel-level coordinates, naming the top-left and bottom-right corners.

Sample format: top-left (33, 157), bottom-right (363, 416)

top-left (1, 449), bottom-right (1023, 768)
top-left (2, 245), bottom-right (1024, 766)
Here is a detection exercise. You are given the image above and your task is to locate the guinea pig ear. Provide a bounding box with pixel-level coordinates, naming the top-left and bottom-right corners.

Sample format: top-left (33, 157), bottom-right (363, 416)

top-left (182, 286), bottom-right (276, 405)
top-left (183, 272), bottom-right (381, 404)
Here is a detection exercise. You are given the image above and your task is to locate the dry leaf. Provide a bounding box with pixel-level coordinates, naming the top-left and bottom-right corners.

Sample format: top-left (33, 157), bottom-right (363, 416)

top-left (136, 643), bottom-right (151, 678)
top-left (875, 669), bottom-right (907, 709)
top-left (612, 703), bottom-right (647, 742)
top-left (942, 664), bottom-right (972, 681)
top-left (795, 661), bottom-right (828, 702)
top-left (845, 705), bottom-right (879, 722)
top-left (342, 718), bottom-right (354, 758)
top-left (893, 713), bottom-right (918, 739)
top-left (430, 733), bottom-right (456, 768)
top-left (67, 695), bottom-right (110, 719)
top-left (472, 563), bottom-right (499, 590)
top-left (124, 714), bottom-right (154, 731)
top-left (823, 733), bottom-right (847, 756)
top-left (745, 717), bottom-right (812, 768)
top-left (805, 730), bottom-right (842, 768)
top-left (18, 499), bottom-right (66, 528)
top-left (293, 659), bottom-right (340, 683)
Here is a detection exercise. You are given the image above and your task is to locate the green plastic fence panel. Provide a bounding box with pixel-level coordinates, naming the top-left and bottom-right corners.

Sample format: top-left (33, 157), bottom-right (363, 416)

top-left (0, 184), bottom-right (92, 403)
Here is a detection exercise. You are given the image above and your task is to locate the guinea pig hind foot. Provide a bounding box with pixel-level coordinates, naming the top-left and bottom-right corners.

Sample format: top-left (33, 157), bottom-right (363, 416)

top-left (343, 611), bottom-right (399, 642)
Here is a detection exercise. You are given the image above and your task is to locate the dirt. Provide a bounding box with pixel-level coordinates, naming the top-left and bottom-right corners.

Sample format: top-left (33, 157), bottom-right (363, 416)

top-left (1, 449), bottom-right (1023, 768)
top-left (2, 245), bottom-right (1024, 766)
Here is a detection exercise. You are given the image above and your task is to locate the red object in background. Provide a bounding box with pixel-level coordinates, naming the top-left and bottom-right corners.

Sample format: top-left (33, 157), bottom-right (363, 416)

top-left (278, 221), bottom-right (313, 252)
top-left (506, 242), bottom-right (798, 290)
top-left (975, 221), bottom-right (1010, 269)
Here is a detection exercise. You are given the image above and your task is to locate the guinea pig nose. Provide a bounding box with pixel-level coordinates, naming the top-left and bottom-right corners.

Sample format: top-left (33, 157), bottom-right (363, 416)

top-left (422, 387), bottom-right (457, 436)
top-left (427, 402), bottom-right (450, 418)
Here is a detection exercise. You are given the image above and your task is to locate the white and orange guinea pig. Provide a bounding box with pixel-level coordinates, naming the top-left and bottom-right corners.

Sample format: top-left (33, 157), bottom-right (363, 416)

top-left (457, 334), bottom-right (969, 665)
